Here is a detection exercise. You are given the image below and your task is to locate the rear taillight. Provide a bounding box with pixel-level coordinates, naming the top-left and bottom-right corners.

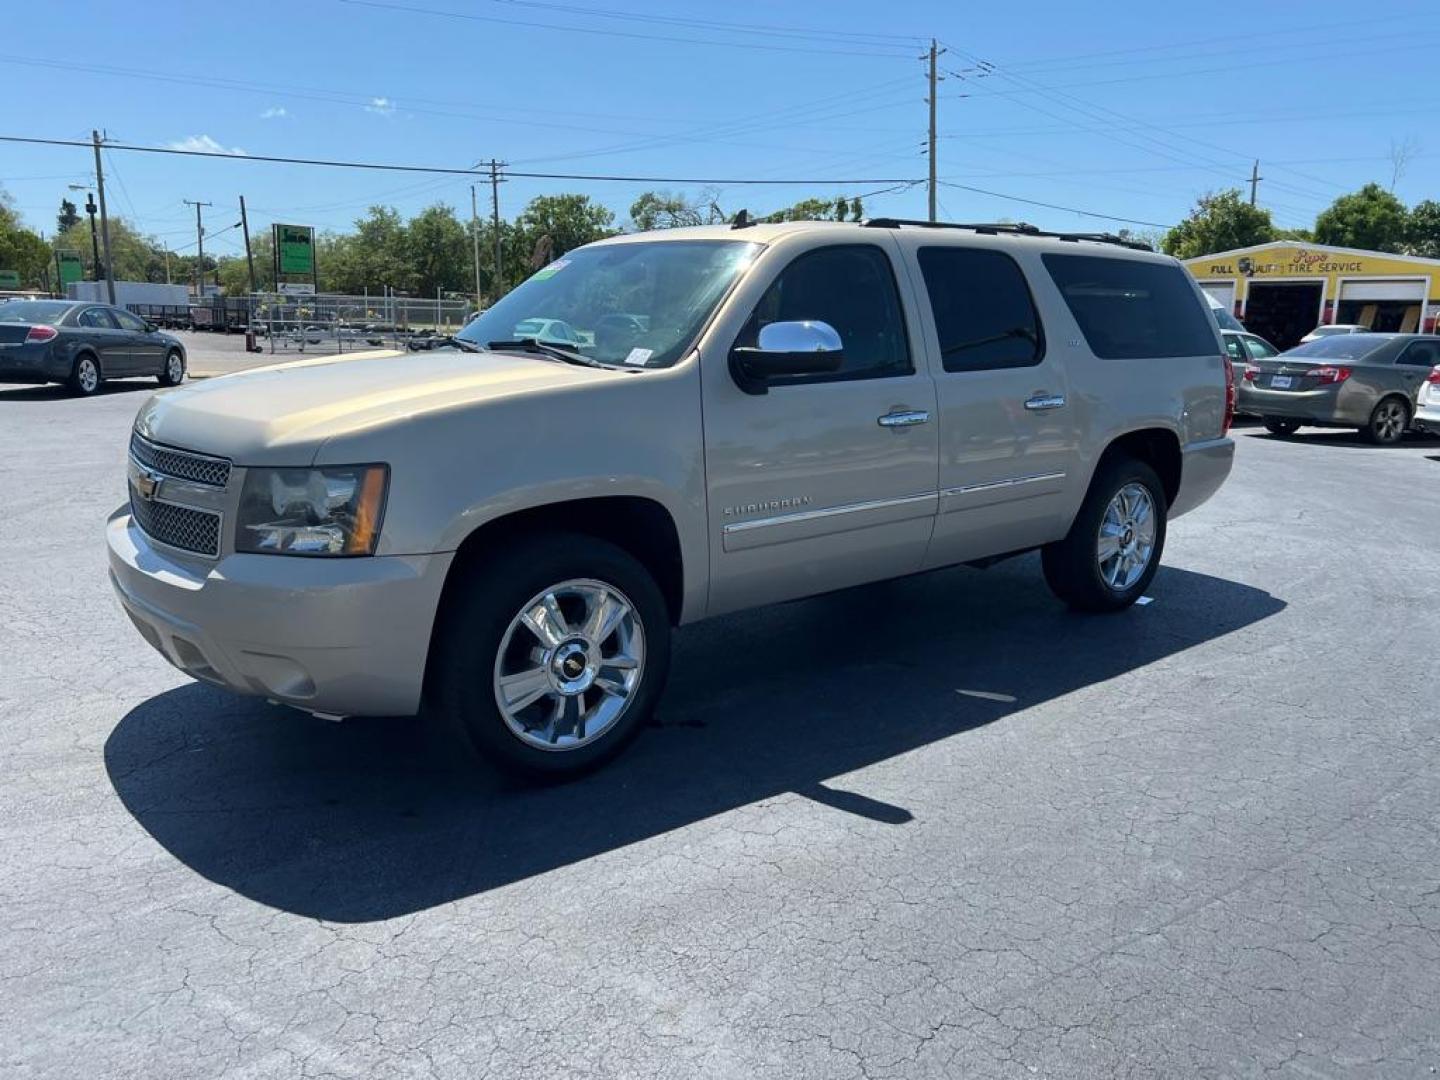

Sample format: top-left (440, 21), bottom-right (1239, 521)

top-left (1305, 365), bottom-right (1351, 385)
top-left (1221, 354), bottom-right (1236, 434)
top-left (1427, 365), bottom-right (1440, 385)
top-left (25, 325), bottom-right (57, 343)
top-left (1242, 365), bottom-right (1258, 383)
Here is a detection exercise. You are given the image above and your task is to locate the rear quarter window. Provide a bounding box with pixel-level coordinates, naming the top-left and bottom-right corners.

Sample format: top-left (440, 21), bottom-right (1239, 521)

top-left (1042, 254), bottom-right (1218, 360)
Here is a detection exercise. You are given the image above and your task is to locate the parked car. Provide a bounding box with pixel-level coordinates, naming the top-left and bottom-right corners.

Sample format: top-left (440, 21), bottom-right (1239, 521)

top-left (0, 299), bottom-right (186, 395)
top-left (1222, 329), bottom-right (1279, 416)
top-left (509, 317), bottom-right (582, 347)
top-left (1412, 364), bottom-right (1440, 435)
top-left (1299, 323), bottom-right (1368, 343)
top-left (108, 221), bottom-right (1233, 778)
top-left (1240, 333), bottom-right (1440, 443)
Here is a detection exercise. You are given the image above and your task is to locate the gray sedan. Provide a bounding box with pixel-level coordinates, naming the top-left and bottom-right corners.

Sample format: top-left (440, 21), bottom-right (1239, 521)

top-left (1238, 333), bottom-right (1439, 444)
top-left (0, 299), bottom-right (187, 396)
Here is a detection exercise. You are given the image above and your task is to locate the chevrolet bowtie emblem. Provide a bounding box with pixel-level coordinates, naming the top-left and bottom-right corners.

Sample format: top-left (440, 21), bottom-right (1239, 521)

top-left (134, 470), bottom-right (163, 501)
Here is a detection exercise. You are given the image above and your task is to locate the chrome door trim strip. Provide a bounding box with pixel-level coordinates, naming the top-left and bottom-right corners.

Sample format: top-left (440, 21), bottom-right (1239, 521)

top-left (722, 491), bottom-right (937, 534)
top-left (940, 471), bottom-right (1067, 499)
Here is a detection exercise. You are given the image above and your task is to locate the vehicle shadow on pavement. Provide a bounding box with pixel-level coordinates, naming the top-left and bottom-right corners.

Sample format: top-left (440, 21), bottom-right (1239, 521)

top-left (1243, 429), bottom-right (1440, 450)
top-left (105, 557), bottom-right (1285, 922)
top-left (0, 381), bottom-right (157, 401)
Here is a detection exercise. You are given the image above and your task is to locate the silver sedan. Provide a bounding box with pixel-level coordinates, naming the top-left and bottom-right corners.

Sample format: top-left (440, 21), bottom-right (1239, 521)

top-left (1238, 333), bottom-right (1440, 444)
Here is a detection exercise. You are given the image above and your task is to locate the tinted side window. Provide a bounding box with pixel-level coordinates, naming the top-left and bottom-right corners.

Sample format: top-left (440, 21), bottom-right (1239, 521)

top-left (1042, 254), bottom-right (1218, 359)
top-left (112, 308), bottom-right (148, 332)
top-left (918, 247), bottom-right (1043, 373)
top-left (1243, 336), bottom-right (1278, 360)
top-left (77, 308), bottom-right (117, 329)
top-left (1397, 340), bottom-right (1440, 366)
top-left (1223, 334), bottom-right (1245, 361)
top-left (737, 244), bottom-right (910, 382)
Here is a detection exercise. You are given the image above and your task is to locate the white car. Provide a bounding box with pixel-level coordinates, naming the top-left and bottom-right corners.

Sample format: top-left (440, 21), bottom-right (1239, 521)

top-left (1413, 364), bottom-right (1440, 434)
top-left (1300, 323), bottom-right (1368, 343)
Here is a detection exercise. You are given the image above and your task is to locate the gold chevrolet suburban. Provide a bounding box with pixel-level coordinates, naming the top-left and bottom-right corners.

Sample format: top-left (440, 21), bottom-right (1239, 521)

top-left (108, 219), bottom-right (1235, 777)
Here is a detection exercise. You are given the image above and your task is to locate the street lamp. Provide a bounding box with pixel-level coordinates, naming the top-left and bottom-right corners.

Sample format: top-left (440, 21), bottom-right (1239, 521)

top-left (67, 184), bottom-right (102, 284)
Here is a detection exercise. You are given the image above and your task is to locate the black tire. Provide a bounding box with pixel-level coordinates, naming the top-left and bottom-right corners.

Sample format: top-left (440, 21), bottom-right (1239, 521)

top-left (68, 352), bottom-right (102, 396)
top-left (1362, 396), bottom-right (1409, 445)
top-left (157, 349), bottom-right (186, 387)
top-left (429, 533), bottom-right (672, 780)
top-left (1042, 456), bottom-right (1167, 613)
top-left (1263, 416), bottom-right (1302, 437)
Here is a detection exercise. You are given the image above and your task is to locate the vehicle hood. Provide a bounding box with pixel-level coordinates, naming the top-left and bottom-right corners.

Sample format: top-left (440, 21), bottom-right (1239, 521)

top-left (133, 347), bottom-right (614, 464)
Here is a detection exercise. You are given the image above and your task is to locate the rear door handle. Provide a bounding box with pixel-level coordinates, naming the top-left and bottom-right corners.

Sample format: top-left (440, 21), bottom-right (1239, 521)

top-left (878, 409), bottom-right (930, 428)
top-left (1024, 394), bottom-right (1066, 411)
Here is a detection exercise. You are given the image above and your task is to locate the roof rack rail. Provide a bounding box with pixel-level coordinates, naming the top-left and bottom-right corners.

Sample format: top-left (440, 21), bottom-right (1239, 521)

top-left (860, 217), bottom-right (1153, 252)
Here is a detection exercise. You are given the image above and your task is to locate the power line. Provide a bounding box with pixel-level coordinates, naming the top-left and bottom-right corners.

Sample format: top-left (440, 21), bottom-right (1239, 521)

top-left (0, 134), bottom-right (917, 186)
top-left (937, 180), bottom-right (1172, 228)
top-left (336, 0), bottom-right (919, 57)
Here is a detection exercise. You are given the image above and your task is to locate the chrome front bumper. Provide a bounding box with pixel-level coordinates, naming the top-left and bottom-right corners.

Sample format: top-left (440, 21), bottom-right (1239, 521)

top-left (107, 509), bottom-right (453, 717)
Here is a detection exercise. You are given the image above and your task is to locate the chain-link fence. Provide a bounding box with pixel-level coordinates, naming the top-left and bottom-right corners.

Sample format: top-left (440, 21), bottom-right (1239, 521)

top-left (248, 292), bottom-right (476, 355)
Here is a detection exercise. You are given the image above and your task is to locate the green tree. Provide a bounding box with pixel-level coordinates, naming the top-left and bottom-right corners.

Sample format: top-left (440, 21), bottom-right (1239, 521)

top-left (1313, 183), bottom-right (1407, 252)
top-left (1404, 199), bottom-right (1440, 258)
top-left (628, 191), bottom-right (703, 231)
top-left (0, 190), bottom-right (52, 288)
top-left (405, 203), bottom-right (470, 296)
top-left (1161, 189), bottom-right (1276, 259)
top-left (57, 199), bottom-right (81, 233)
top-left (511, 194), bottom-right (615, 285)
top-left (52, 216), bottom-right (170, 283)
top-left (850, 197), bottom-right (864, 222)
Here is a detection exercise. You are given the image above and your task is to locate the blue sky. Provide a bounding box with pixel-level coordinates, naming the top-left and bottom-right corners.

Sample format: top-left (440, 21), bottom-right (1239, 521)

top-left (3, 0), bottom-right (1436, 255)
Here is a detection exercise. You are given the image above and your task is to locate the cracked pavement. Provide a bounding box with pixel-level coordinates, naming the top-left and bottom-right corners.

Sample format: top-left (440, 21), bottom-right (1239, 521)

top-left (2, 379), bottom-right (1437, 1078)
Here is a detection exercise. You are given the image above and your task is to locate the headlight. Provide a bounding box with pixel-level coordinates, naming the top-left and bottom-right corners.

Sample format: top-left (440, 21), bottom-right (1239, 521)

top-left (235, 465), bottom-right (389, 556)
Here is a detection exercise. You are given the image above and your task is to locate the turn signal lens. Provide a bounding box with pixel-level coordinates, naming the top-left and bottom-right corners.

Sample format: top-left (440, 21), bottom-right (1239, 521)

top-left (1305, 366), bottom-right (1351, 384)
top-left (25, 325), bottom-right (58, 342)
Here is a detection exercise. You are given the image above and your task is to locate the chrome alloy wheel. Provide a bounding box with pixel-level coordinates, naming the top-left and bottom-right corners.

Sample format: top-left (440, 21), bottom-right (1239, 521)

top-left (492, 578), bottom-right (645, 751)
top-left (77, 356), bottom-right (99, 393)
top-left (1096, 482), bottom-right (1156, 591)
top-left (166, 353), bottom-right (184, 383)
top-left (1373, 399), bottom-right (1407, 442)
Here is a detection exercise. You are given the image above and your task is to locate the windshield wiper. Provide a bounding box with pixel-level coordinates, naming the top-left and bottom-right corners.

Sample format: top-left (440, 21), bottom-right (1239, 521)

top-left (435, 334), bottom-right (484, 352)
top-left (486, 338), bottom-right (607, 368)
top-left (942, 326), bottom-right (1036, 356)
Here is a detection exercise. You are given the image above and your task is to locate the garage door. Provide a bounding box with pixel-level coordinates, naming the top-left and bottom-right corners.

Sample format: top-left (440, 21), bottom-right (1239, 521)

top-left (1339, 279), bottom-right (1426, 302)
top-left (1199, 282), bottom-right (1235, 311)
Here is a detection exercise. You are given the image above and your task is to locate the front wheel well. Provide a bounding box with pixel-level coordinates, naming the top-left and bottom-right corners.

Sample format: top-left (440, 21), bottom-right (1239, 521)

top-left (1097, 428), bottom-right (1181, 509)
top-left (439, 496), bottom-right (685, 627)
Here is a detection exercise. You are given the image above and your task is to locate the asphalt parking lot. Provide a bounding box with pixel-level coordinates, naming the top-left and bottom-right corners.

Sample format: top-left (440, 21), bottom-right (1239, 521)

top-left (2, 379), bottom-right (1438, 1079)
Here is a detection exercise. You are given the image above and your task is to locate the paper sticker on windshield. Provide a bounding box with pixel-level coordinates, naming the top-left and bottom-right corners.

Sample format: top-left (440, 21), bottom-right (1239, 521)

top-left (529, 259), bottom-right (570, 282)
top-left (624, 347), bottom-right (653, 366)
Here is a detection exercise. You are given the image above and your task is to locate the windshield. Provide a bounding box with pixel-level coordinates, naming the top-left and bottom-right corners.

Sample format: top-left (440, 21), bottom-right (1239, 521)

top-left (0, 301), bottom-right (73, 326)
top-left (457, 240), bottom-right (760, 367)
top-left (1203, 295), bottom-right (1244, 332)
top-left (1284, 335), bottom-right (1389, 360)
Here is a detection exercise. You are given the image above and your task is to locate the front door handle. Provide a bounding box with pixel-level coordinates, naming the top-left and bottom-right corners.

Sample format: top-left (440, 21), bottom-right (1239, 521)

top-left (878, 409), bottom-right (930, 429)
top-left (1024, 394), bottom-right (1066, 411)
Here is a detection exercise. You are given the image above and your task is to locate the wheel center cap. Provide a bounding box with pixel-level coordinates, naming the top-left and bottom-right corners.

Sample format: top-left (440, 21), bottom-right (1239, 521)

top-left (1122, 524), bottom-right (1135, 548)
top-left (550, 640), bottom-right (596, 695)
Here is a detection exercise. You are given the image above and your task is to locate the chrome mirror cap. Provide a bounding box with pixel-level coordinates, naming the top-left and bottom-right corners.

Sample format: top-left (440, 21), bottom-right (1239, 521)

top-left (756, 320), bottom-right (843, 355)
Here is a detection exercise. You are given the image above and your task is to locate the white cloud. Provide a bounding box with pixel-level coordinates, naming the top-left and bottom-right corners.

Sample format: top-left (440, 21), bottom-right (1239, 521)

top-left (364, 96), bottom-right (396, 116)
top-left (259, 106), bottom-right (289, 120)
top-left (168, 134), bottom-right (247, 156)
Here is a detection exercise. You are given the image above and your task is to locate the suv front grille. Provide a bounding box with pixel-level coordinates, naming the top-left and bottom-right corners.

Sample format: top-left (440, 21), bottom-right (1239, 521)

top-left (129, 492), bottom-right (222, 557)
top-left (129, 433), bottom-right (232, 488)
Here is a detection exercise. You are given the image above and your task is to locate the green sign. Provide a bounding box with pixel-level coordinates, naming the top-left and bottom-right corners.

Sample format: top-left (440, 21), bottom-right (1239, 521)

top-left (0, 270), bottom-right (19, 288)
top-left (56, 251), bottom-right (84, 287)
top-left (275, 224), bottom-right (315, 275)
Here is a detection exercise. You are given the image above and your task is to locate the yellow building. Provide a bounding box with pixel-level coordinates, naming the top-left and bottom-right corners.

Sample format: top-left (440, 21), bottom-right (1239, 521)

top-left (1184, 241), bottom-right (1440, 349)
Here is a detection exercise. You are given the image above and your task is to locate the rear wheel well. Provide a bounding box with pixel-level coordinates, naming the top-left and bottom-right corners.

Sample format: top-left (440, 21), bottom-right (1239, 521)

top-left (439, 496), bottom-right (685, 627)
top-left (1098, 428), bottom-right (1181, 509)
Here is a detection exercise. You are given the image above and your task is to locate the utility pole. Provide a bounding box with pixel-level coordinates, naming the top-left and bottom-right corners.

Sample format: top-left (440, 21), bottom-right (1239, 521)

top-left (239, 195), bottom-right (256, 294)
top-left (926, 39), bottom-right (942, 223)
top-left (91, 131), bottom-right (116, 304)
top-left (489, 159), bottom-right (505, 294)
top-left (84, 195), bottom-right (100, 282)
top-left (1248, 160), bottom-right (1262, 206)
top-left (470, 183), bottom-right (482, 302)
top-left (183, 199), bottom-right (212, 297)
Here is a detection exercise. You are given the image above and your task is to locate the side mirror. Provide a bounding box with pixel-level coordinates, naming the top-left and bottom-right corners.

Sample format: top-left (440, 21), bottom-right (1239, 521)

top-left (729, 320), bottom-right (845, 395)
top-left (144, 321), bottom-right (158, 333)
